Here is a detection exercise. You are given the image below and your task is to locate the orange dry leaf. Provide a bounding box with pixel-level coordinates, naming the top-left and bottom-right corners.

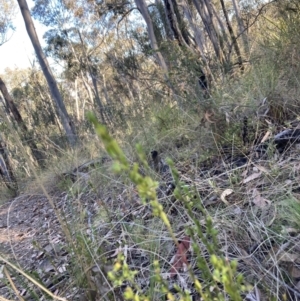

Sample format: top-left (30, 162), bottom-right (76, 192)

top-left (169, 236), bottom-right (190, 278)
top-left (204, 111), bottom-right (215, 123)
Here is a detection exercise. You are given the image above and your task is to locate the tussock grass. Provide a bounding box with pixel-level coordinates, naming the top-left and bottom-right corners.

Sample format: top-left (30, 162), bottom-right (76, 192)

top-left (20, 136), bottom-right (106, 194)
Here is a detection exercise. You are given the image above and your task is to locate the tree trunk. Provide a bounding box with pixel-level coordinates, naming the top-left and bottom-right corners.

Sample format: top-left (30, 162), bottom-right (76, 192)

top-left (232, 0), bottom-right (249, 54)
top-left (155, 0), bottom-right (173, 40)
top-left (202, 0), bottom-right (227, 60)
top-left (219, 0), bottom-right (243, 70)
top-left (211, 2), bottom-right (230, 51)
top-left (17, 0), bottom-right (77, 147)
top-left (90, 70), bottom-right (107, 124)
top-left (80, 71), bottom-right (95, 106)
top-left (76, 30), bottom-right (110, 124)
top-left (180, 0), bottom-right (205, 56)
top-left (135, 0), bottom-right (168, 71)
top-left (0, 76), bottom-right (46, 166)
top-left (35, 82), bottom-right (64, 135)
top-left (0, 133), bottom-right (18, 194)
top-left (171, 0), bottom-right (191, 46)
top-left (74, 77), bottom-right (80, 121)
top-left (135, 0), bottom-right (185, 106)
top-left (101, 74), bottom-right (114, 119)
top-left (192, 0), bottom-right (225, 65)
top-left (163, 0), bottom-right (190, 47)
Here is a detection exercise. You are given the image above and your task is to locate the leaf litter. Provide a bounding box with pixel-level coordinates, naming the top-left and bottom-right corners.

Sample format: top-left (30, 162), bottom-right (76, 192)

top-left (1, 141), bottom-right (300, 300)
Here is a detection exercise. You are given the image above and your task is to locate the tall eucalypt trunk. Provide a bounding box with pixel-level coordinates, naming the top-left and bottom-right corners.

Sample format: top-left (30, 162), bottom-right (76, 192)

top-left (134, 0), bottom-right (168, 72)
top-left (17, 0), bottom-right (77, 147)
top-left (164, 0), bottom-right (189, 47)
top-left (0, 134), bottom-right (18, 195)
top-left (219, 0), bottom-right (243, 70)
top-left (192, 0), bottom-right (225, 65)
top-left (232, 0), bottom-right (249, 55)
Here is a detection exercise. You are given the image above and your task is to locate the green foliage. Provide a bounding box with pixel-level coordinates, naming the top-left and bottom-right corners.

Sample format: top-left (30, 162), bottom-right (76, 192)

top-left (108, 254), bottom-right (138, 287)
top-left (0, 0), bottom-right (16, 44)
top-left (278, 196), bottom-right (300, 230)
top-left (89, 114), bottom-right (248, 301)
top-left (88, 112), bottom-right (173, 231)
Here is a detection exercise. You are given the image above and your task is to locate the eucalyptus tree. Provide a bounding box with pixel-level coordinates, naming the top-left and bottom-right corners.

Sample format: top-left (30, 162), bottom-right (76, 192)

top-left (32, 0), bottom-right (161, 117)
top-left (28, 0), bottom-right (274, 113)
top-left (0, 132), bottom-right (18, 194)
top-left (17, 0), bottom-right (77, 146)
top-left (32, 0), bottom-right (121, 125)
top-left (10, 69), bottom-right (63, 135)
top-left (191, 0), bottom-right (225, 65)
top-left (219, 0), bottom-right (243, 70)
top-left (134, 0), bottom-right (168, 71)
top-left (163, 0), bottom-right (191, 47)
top-left (0, 76), bottom-right (46, 166)
top-left (232, 0), bottom-right (249, 54)
top-left (0, 0), bottom-right (16, 45)
top-left (180, 0), bottom-right (206, 55)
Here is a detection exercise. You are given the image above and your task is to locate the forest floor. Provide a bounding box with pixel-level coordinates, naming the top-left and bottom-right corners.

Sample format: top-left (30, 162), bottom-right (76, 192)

top-left (0, 193), bottom-right (69, 299)
top-left (1, 136), bottom-right (300, 300)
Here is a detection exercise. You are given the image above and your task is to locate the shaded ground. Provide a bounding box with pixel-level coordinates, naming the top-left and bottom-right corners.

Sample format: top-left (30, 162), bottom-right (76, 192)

top-left (0, 194), bottom-right (66, 299)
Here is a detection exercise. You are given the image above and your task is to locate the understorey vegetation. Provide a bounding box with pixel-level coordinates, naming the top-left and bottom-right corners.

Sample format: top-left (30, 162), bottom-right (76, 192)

top-left (1, 0), bottom-right (300, 300)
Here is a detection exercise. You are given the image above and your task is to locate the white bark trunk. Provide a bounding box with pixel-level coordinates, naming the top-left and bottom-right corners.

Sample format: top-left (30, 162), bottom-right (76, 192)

top-left (17, 0), bottom-right (77, 146)
top-left (192, 0), bottom-right (225, 64)
top-left (74, 78), bottom-right (80, 121)
top-left (180, 0), bottom-right (206, 56)
top-left (135, 0), bottom-right (168, 72)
